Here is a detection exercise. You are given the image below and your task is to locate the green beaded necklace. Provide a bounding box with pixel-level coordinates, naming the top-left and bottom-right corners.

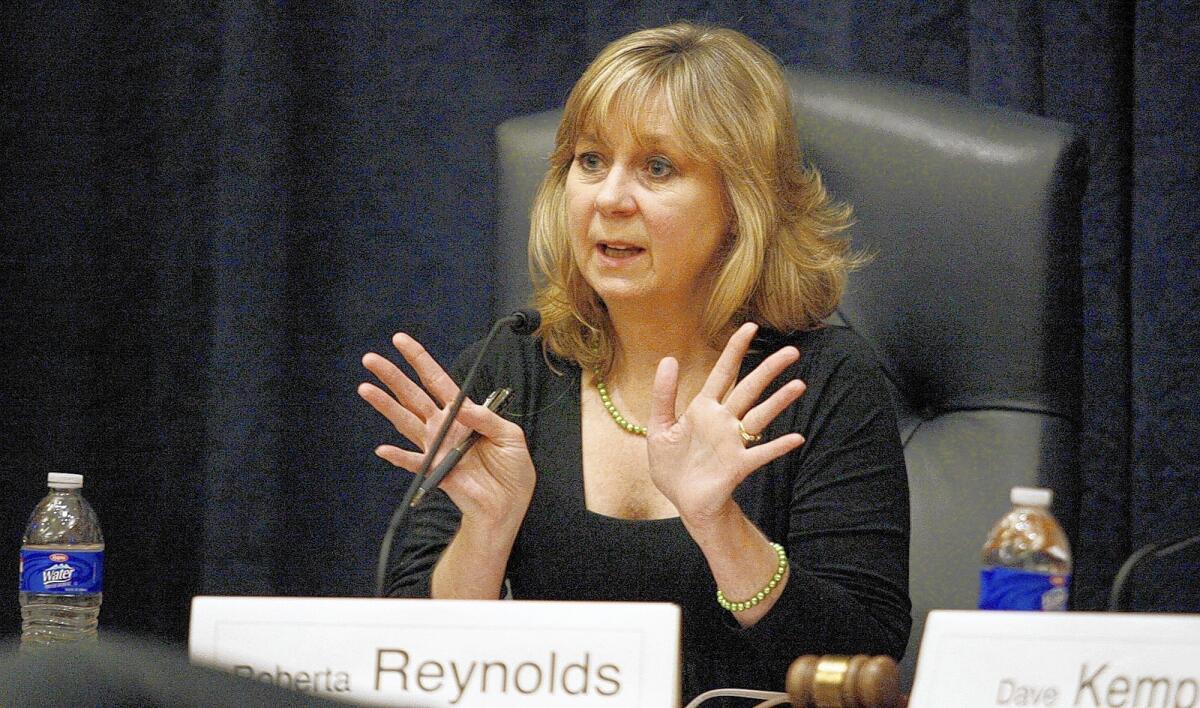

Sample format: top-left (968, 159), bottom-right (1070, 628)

top-left (593, 369), bottom-right (647, 436)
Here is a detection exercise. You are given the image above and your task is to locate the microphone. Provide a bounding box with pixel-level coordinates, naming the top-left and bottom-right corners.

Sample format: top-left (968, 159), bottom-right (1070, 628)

top-left (374, 308), bottom-right (541, 598)
top-left (506, 307), bottom-right (540, 336)
top-left (1107, 531), bottom-right (1200, 611)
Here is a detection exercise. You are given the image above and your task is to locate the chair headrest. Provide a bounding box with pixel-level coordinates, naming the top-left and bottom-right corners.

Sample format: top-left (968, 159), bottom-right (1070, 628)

top-left (785, 69), bottom-right (1086, 418)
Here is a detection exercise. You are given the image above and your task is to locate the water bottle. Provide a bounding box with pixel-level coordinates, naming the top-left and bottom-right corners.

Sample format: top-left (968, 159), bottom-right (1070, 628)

top-left (978, 486), bottom-right (1071, 611)
top-left (19, 473), bottom-right (104, 646)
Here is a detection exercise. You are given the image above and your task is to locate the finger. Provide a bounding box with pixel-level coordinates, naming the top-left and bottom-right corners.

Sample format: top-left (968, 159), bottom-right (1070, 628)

top-left (374, 444), bottom-right (426, 473)
top-left (453, 398), bottom-right (526, 445)
top-left (648, 357), bottom-right (680, 431)
top-left (739, 433), bottom-right (806, 478)
top-left (699, 322), bottom-right (758, 400)
top-left (357, 381), bottom-right (427, 446)
top-left (739, 379), bottom-right (807, 435)
top-left (362, 351), bottom-right (439, 421)
top-left (392, 333), bottom-right (461, 407)
top-left (724, 346), bottom-right (801, 418)
top-left (740, 380), bottom-right (807, 437)
top-left (378, 416), bottom-right (473, 471)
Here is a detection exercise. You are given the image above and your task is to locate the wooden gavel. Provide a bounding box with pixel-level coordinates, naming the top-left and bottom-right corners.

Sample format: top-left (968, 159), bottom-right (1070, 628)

top-left (786, 654), bottom-right (906, 708)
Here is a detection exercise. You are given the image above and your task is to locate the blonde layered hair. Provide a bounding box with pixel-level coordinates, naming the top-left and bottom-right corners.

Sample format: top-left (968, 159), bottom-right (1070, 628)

top-left (530, 23), bottom-right (859, 374)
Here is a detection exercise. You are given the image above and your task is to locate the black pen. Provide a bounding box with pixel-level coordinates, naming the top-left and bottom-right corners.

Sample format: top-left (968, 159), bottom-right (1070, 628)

top-left (410, 387), bottom-right (513, 508)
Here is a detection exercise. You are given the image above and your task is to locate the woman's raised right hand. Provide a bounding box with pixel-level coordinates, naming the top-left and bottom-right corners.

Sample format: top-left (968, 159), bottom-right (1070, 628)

top-left (358, 333), bottom-right (536, 532)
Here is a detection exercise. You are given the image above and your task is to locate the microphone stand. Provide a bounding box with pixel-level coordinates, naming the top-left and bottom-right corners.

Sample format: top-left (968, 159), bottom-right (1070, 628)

top-left (1107, 531), bottom-right (1200, 611)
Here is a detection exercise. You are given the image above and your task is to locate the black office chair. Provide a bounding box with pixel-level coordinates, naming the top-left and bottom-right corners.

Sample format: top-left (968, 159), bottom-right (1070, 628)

top-left (494, 68), bottom-right (1087, 688)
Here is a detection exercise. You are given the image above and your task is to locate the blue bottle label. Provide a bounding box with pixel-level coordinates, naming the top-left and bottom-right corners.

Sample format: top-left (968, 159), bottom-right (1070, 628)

top-left (978, 567), bottom-right (1069, 610)
top-left (19, 549), bottom-right (104, 593)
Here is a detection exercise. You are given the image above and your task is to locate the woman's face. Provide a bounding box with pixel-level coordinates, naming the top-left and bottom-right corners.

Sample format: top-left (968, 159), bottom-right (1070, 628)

top-left (565, 99), bottom-right (729, 318)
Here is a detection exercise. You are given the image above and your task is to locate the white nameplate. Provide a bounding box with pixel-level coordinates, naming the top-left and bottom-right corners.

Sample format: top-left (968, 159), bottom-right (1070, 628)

top-left (910, 610), bottom-right (1200, 707)
top-left (189, 596), bottom-right (680, 707)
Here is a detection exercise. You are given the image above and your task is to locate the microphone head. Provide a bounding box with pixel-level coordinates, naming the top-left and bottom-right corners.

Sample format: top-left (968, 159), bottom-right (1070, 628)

top-left (507, 308), bottom-right (542, 336)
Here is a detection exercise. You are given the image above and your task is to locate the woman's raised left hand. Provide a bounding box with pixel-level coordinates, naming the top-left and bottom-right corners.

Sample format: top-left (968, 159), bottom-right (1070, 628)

top-left (646, 322), bottom-right (807, 529)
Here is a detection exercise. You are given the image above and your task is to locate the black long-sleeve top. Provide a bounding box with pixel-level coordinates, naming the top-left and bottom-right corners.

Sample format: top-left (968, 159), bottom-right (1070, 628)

top-left (386, 325), bottom-right (911, 704)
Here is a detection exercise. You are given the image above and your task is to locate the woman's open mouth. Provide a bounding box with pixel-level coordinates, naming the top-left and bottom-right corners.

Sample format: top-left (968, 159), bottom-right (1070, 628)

top-left (598, 243), bottom-right (645, 259)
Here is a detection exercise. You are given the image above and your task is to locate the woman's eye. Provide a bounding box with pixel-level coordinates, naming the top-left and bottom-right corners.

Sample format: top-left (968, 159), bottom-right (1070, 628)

top-left (577, 153), bottom-right (603, 171)
top-left (647, 157), bottom-right (674, 178)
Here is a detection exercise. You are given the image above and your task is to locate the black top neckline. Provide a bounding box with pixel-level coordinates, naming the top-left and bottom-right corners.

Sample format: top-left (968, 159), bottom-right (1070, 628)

top-left (550, 329), bottom-right (800, 525)
top-left (559, 358), bottom-right (686, 524)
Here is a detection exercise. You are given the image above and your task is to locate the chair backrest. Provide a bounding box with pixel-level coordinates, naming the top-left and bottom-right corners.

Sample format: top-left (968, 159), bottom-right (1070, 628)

top-left (494, 68), bottom-right (1086, 688)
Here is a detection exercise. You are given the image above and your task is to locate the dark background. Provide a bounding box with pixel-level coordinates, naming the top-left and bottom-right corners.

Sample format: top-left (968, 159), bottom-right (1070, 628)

top-left (3, 1), bottom-right (1197, 645)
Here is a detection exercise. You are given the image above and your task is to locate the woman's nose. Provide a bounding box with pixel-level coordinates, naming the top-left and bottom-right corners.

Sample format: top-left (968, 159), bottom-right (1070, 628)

top-left (594, 167), bottom-right (636, 216)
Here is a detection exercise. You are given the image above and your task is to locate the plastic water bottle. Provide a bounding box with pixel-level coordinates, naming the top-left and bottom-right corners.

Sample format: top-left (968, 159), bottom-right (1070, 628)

top-left (978, 486), bottom-right (1071, 611)
top-left (19, 473), bottom-right (104, 646)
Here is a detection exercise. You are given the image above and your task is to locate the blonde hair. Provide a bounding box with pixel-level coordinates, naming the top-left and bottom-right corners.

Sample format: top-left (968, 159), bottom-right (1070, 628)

top-left (529, 23), bottom-right (860, 374)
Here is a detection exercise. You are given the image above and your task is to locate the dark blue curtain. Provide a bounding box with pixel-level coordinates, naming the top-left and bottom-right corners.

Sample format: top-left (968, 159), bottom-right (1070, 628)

top-left (3, 1), bottom-right (1196, 642)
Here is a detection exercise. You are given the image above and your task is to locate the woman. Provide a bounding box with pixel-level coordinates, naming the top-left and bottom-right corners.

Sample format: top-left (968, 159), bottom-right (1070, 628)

top-left (359, 23), bottom-right (910, 702)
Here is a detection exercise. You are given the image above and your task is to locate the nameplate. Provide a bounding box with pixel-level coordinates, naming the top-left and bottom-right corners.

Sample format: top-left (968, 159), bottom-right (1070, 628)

top-left (910, 610), bottom-right (1200, 707)
top-left (189, 596), bottom-right (680, 707)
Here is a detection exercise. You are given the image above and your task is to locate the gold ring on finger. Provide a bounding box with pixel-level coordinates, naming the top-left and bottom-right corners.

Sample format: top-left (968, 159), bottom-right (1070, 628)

top-left (738, 420), bottom-right (763, 446)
